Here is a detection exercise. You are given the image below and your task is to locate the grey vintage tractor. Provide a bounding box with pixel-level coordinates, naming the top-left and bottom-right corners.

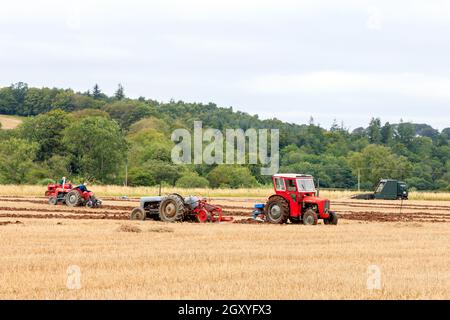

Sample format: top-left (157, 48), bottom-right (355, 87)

top-left (130, 193), bottom-right (232, 223)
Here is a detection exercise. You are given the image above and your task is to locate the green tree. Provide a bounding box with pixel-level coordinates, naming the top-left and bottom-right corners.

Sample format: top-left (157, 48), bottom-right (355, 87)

top-left (51, 90), bottom-right (76, 112)
top-left (0, 138), bottom-right (38, 184)
top-left (92, 84), bottom-right (102, 99)
top-left (348, 145), bottom-right (412, 186)
top-left (63, 117), bottom-right (127, 183)
top-left (104, 101), bottom-right (153, 129)
top-left (44, 155), bottom-right (72, 180)
top-left (9, 82), bottom-right (28, 114)
top-left (367, 117), bottom-right (382, 144)
top-left (176, 171), bottom-right (210, 188)
top-left (23, 88), bottom-right (53, 115)
top-left (380, 122), bottom-right (393, 145)
top-left (72, 108), bottom-right (110, 119)
top-left (19, 109), bottom-right (72, 161)
top-left (127, 167), bottom-right (156, 186)
top-left (128, 160), bottom-right (180, 186)
top-left (115, 83), bottom-right (125, 100)
top-left (207, 165), bottom-right (258, 188)
top-left (395, 120), bottom-right (415, 147)
top-left (127, 128), bottom-right (173, 165)
top-left (442, 128), bottom-right (450, 140)
top-left (0, 87), bottom-right (18, 114)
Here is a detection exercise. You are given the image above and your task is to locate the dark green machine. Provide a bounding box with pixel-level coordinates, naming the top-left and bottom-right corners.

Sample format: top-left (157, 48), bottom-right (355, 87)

top-left (353, 179), bottom-right (408, 200)
top-left (374, 179), bottom-right (408, 200)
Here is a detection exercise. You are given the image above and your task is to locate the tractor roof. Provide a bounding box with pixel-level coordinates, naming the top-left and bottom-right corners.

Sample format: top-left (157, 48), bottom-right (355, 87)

top-left (273, 173), bottom-right (313, 179)
top-left (379, 179), bottom-right (404, 183)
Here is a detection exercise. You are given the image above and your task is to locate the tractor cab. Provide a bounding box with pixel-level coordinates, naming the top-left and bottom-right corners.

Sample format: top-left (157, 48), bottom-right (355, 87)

top-left (273, 174), bottom-right (317, 199)
top-left (264, 173), bottom-right (337, 225)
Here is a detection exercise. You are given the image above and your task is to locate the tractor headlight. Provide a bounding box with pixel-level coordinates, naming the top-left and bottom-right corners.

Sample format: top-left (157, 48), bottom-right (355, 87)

top-left (324, 201), bottom-right (330, 213)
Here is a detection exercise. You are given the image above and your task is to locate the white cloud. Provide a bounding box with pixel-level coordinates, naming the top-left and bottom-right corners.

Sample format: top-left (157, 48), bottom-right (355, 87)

top-left (1, 0), bottom-right (450, 129)
top-left (242, 71), bottom-right (450, 100)
top-left (366, 6), bottom-right (382, 30)
top-left (163, 35), bottom-right (267, 55)
top-left (2, 0), bottom-right (450, 25)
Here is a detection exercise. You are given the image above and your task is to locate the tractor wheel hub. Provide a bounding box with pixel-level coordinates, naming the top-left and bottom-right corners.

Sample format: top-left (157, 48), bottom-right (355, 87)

top-left (164, 203), bottom-right (176, 217)
top-left (270, 204), bottom-right (281, 218)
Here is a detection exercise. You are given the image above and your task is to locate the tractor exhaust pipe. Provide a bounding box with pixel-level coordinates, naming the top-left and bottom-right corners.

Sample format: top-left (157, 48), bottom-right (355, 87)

top-left (316, 177), bottom-right (320, 197)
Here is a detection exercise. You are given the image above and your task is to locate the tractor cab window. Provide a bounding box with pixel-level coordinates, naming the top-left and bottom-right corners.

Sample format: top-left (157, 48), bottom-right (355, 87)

top-left (274, 178), bottom-right (286, 191)
top-left (296, 178), bottom-right (316, 192)
top-left (286, 179), bottom-right (297, 192)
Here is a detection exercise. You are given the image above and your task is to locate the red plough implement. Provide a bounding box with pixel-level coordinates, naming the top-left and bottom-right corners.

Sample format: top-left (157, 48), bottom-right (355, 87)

top-left (193, 199), bottom-right (234, 223)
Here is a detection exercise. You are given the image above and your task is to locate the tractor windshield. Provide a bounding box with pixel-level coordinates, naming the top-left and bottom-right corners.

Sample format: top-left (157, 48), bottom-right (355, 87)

top-left (296, 178), bottom-right (316, 192)
top-left (375, 181), bottom-right (385, 193)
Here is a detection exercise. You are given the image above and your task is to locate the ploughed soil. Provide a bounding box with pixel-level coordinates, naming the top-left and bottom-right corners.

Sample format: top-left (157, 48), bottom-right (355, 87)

top-left (0, 196), bottom-right (448, 224)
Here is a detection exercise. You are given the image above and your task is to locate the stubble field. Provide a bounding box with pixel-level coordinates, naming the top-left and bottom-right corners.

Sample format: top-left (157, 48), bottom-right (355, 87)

top-left (0, 191), bottom-right (449, 299)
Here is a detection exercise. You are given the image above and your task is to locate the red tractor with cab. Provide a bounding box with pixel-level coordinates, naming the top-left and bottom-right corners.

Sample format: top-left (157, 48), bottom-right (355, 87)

top-left (259, 174), bottom-right (338, 225)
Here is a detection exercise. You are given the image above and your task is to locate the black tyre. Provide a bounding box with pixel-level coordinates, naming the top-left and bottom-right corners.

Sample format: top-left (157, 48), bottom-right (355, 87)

top-left (130, 207), bottom-right (146, 220)
top-left (170, 193), bottom-right (185, 203)
top-left (302, 209), bottom-right (318, 225)
top-left (264, 195), bottom-right (290, 224)
top-left (159, 194), bottom-right (186, 222)
top-left (324, 211), bottom-right (338, 225)
top-left (86, 197), bottom-right (102, 208)
top-left (65, 190), bottom-right (81, 207)
top-left (289, 216), bottom-right (301, 224)
top-left (48, 197), bottom-right (57, 205)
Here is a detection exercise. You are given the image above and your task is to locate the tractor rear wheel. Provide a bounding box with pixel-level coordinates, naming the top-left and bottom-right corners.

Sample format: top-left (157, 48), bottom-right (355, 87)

top-left (130, 207), bottom-right (146, 220)
top-left (265, 196), bottom-right (289, 224)
top-left (65, 190), bottom-right (81, 207)
top-left (159, 194), bottom-right (186, 222)
top-left (302, 209), bottom-right (318, 225)
top-left (48, 197), bottom-right (57, 205)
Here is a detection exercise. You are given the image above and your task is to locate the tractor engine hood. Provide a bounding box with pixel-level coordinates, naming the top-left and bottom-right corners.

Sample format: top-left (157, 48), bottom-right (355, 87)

top-left (302, 196), bottom-right (331, 214)
top-left (302, 196), bottom-right (329, 204)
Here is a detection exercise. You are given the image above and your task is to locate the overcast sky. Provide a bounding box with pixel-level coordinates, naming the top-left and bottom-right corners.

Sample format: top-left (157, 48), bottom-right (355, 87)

top-left (1, 0), bottom-right (450, 130)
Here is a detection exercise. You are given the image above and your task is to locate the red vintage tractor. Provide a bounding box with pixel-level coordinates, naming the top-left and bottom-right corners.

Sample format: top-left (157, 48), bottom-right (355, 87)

top-left (45, 183), bottom-right (102, 208)
top-left (258, 174), bottom-right (338, 225)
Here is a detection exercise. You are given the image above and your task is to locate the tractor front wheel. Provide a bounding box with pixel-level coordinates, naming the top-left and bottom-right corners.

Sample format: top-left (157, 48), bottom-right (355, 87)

top-left (324, 211), bottom-right (338, 225)
top-left (48, 197), bottom-right (57, 205)
top-left (130, 207), bottom-right (146, 220)
top-left (302, 209), bottom-right (318, 225)
top-left (265, 196), bottom-right (289, 224)
top-left (65, 191), bottom-right (82, 207)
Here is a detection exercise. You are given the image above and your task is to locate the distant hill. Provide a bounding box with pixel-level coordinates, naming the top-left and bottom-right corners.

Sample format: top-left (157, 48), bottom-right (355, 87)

top-left (0, 83), bottom-right (449, 191)
top-left (0, 115), bottom-right (23, 130)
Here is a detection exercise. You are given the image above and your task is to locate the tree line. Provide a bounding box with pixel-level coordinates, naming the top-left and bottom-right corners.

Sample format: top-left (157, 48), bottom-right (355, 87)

top-left (0, 82), bottom-right (449, 191)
